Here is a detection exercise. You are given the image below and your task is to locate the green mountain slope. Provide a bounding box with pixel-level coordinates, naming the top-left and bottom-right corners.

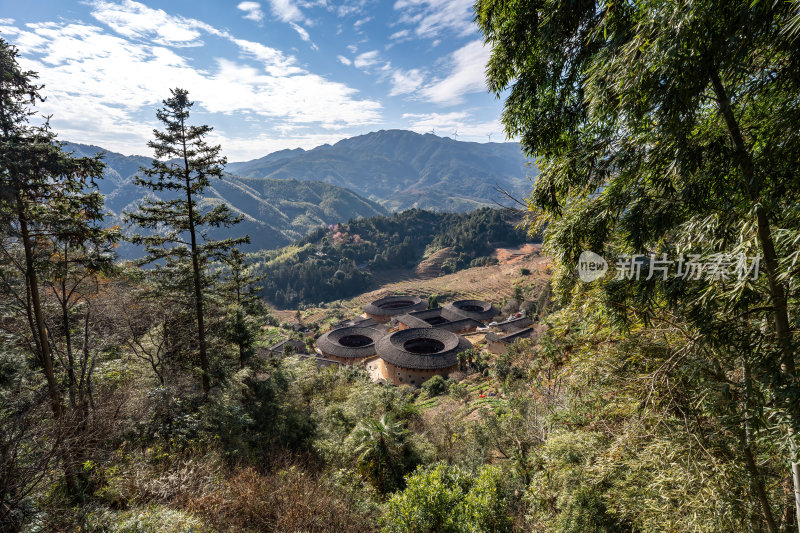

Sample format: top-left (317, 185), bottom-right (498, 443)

top-left (226, 130), bottom-right (536, 212)
top-left (253, 207), bottom-right (532, 307)
top-left (63, 142), bottom-right (389, 258)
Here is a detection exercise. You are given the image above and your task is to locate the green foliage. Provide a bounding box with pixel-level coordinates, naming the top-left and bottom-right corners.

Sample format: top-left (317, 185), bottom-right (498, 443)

top-left (526, 431), bottom-right (621, 533)
top-left (448, 382), bottom-right (470, 405)
top-left (469, 256), bottom-right (499, 268)
top-left (216, 360), bottom-right (317, 456)
top-left (83, 505), bottom-right (210, 533)
top-left (349, 414), bottom-right (410, 494)
top-left (476, 2), bottom-right (800, 531)
top-left (0, 37), bottom-right (121, 503)
top-left (215, 249), bottom-right (270, 368)
top-left (382, 462), bottom-right (513, 533)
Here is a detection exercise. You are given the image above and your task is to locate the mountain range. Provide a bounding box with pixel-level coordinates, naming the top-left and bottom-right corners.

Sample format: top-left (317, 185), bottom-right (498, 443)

top-left (226, 130), bottom-right (536, 212)
top-left (64, 143), bottom-right (388, 256)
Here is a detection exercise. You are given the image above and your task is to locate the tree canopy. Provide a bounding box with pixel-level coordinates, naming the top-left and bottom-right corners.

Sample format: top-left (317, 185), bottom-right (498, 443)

top-left (476, 1), bottom-right (800, 531)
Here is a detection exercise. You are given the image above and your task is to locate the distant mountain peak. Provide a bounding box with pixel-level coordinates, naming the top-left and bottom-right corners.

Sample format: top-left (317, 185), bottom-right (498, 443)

top-left (226, 129), bottom-right (535, 212)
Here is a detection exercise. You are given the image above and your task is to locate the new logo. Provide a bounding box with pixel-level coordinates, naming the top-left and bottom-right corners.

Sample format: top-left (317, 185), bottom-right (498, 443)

top-left (577, 251), bottom-right (608, 282)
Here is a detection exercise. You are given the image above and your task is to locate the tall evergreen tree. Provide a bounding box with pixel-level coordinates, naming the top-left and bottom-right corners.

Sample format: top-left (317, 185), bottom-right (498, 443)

top-left (0, 38), bottom-right (116, 498)
top-left (126, 88), bottom-right (247, 396)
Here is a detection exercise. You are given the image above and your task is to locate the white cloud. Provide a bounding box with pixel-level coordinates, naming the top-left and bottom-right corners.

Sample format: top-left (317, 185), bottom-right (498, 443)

top-left (353, 50), bottom-right (380, 69)
top-left (393, 0), bottom-right (475, 39)
top-left (227, 37), bottom-right (301, 76)
top-left (90, 1), bottom-right (302, 74)
top-left (290, 22), bottom-right (311, 41)
top-left (262, 0), bottom-right (316, 44)
top-left (334, 0), bottom-right (369, 18)
top-left (237, 1), bottom-right (265, 23)
top-left (2, 7), bottom-right (382, 158)
top-left (337, 55), bottom-right (352, 66)
top-left (389, 29), bottom-right (409, 40)
top-left (389, 68), bottom-right (424, 96)
top-left (353, 16), bottom-right (372, 29)
top-left (265, 0), bottom-right (307, 23)
top-left (402, 111), bottom-right (503, 141)
top-left (420, 39), bottom-right (489, 105)
top-left (346, 44), bottom-right (358, 53)
top-left (90, 0), bottom-right (211, 46)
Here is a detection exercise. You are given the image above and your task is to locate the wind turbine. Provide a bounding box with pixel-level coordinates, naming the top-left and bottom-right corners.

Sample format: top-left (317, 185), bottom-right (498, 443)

top-left (487, 132), bottom-right (492, 142)
top-left (452, 128), bottom-right (459, 141)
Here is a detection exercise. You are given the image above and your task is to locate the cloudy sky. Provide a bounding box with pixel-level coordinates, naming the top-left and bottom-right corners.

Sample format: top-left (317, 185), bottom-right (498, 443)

top-left (1, 0), bottom-right (507, 161)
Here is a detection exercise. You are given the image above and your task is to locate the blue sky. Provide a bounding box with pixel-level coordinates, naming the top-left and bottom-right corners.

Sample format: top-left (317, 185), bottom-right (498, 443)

top-left (0, 0), bottom-right (508, 160)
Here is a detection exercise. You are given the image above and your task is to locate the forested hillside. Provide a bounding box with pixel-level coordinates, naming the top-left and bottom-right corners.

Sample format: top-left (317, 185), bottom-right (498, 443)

top-left (255, 208), bottom-right (531, 307)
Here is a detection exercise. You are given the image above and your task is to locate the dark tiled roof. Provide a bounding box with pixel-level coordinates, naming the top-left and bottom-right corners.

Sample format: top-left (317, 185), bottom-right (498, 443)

top-left (363, 295), bottom-right (427, 317)
top-left (408, 307), bottom-right (467, 322)
top-left (351, 317), bottom-right (379, 327)
top-left (394, 312), bottom-right (481, 333)
top-left (316, 326), bottom-right (387, 359)
top-left (444, 300), bottom-right (500, 322)
top-left (494, 316), bottom-right (533, 332)
top-left (376, 327), bottom-right (472, 370)
top-left (394, 314), bottom-right (432, 329)
top-left (396, 306), bottom-right (474, 327)
top-left (433, 318), bottom-right (482, 333)
top-left (334, 316), bottom-right (381, 329)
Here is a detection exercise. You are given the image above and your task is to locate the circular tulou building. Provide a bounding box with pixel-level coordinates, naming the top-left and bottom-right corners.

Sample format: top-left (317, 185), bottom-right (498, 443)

top-left (375, 328), bottom-right (472, 386)
top-left (444, 299), bottom-right (500, 323)
top-left (316, 326), bottom-right (387, 364)
top-left (362, 295), bottom-right (428, 323)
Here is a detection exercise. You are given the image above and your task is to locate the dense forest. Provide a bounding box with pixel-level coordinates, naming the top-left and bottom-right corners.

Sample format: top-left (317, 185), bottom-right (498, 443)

top-left (2, 0), bottom-right (800, 532)
top-left (256, 207), bottom-right (530, 307)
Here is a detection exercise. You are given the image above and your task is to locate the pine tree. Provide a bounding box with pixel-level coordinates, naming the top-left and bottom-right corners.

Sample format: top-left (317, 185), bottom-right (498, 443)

top-left (217, 248), bottom-right (266, 368)
top-left (125, 88), bottom-right (247, 396)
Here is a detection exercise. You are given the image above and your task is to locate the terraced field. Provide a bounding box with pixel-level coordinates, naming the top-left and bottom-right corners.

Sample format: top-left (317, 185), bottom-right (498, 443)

top-left (273, 245), bottom-right (550, 327)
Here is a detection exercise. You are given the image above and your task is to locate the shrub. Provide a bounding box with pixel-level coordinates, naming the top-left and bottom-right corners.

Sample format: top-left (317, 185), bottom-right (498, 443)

top-left (190, 464), bottom-right (378, 533)
top-left (520, 300), bottom-right (538, 317)
top-left (83, 505), bottom-right (210, 533)
top-left (525, 431), bottom-right (620, 533)
top-left (502, 299), bottom-right (520, 315)
top-left (421, 375), bottom-right (449, 397)
top-left (469, 256), bottom-right (499, 268)
top-left (382, 463), bottom-right (513, 533)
